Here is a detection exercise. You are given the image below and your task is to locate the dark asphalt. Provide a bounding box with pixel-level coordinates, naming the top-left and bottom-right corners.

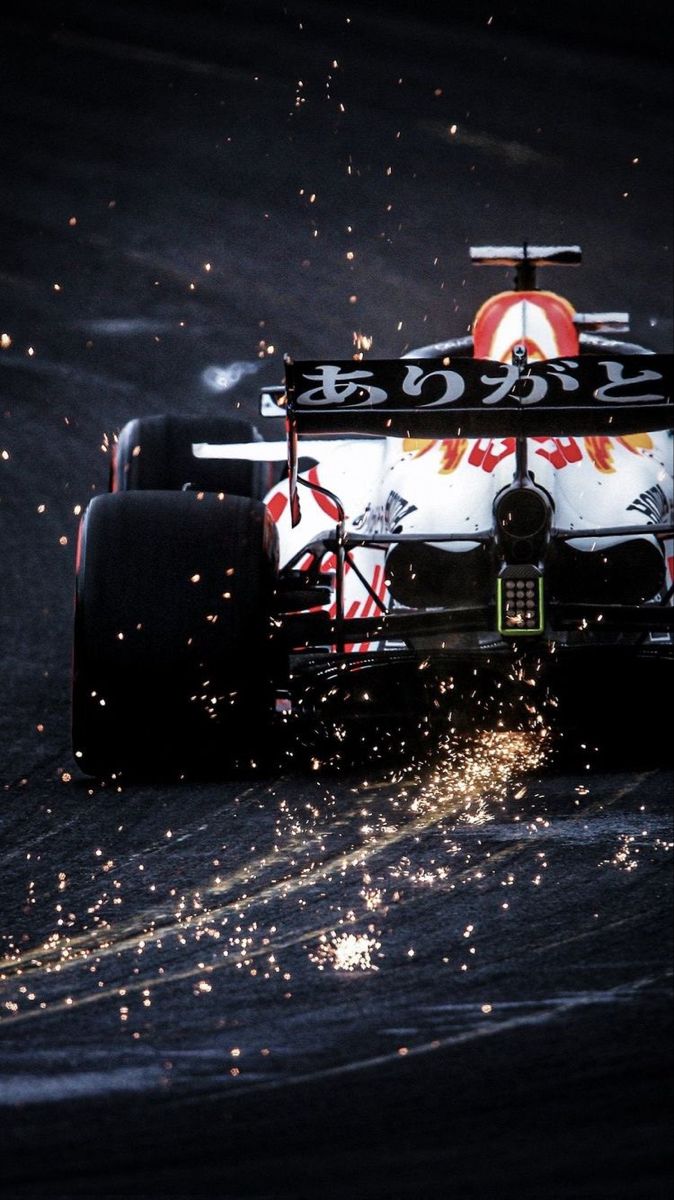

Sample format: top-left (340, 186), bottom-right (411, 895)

top-left (1, 3), bottom-right (673, 1197)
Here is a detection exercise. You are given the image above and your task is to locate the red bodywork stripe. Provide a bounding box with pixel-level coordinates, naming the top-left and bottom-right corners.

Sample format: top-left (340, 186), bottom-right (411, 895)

top-left (267, 489), bottom-right (288, 523)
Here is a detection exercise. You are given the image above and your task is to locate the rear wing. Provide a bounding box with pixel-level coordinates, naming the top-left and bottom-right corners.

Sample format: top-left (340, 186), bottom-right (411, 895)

top-left (283, 354), bottom-right (673, 524)
top-left (285, 355), bottom-right (672, 436)
top-left (470, 243), bottom-right (581, 290)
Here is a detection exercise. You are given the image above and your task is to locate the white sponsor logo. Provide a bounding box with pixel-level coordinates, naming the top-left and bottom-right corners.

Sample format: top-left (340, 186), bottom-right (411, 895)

top-left (294, 360), bottom-right (666, 408)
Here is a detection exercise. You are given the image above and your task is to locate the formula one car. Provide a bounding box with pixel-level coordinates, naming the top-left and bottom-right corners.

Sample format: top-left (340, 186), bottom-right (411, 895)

top-left (72, 245), bottom-right (673, 775)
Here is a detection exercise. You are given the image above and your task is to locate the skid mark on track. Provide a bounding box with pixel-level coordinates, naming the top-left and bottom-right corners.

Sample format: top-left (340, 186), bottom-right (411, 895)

top-left (180, 971), bottom-right (674, 1101)
top-left (0, 731), bottom-right (545, 977)
top-left (0, 832), bottom-right (543, 1028)
top-left (2, 736), bottom-right (670, 1059)
top-left (53, 29), bottom-right (266, 85)
top-left (423, 121), bottom-right (561, 166)
top-left (0, 732), bottom-right (549, 1021)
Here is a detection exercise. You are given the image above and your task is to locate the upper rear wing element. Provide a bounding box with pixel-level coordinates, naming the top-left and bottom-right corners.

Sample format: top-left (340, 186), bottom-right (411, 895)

top-left (470, 244), bottom-right (582, 268)
top-left (470, 244), bottom-right (581, 290)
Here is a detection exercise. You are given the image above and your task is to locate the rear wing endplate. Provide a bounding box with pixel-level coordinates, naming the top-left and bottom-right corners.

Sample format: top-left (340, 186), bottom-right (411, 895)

top-left (284, 354), bottom-right (673, 524)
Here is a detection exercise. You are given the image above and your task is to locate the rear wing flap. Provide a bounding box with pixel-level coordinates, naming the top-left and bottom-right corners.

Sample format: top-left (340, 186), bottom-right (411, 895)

top-left (283, 354), bottom-right (672, 524)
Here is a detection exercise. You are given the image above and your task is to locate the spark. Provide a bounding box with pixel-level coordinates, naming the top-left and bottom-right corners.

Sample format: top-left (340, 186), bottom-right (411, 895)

top-left (312, 931), bottom-right (380, 972)
top-left (361, 887), bottom-right (384, 911)
top-left (352, 331), bottom-right (373, 354)
top-left (601, 835), bottom-right (640, 872)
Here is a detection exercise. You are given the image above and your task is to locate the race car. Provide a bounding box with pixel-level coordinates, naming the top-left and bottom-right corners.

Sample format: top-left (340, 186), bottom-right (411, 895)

top-left (72, 245), bottom-right (673, 776)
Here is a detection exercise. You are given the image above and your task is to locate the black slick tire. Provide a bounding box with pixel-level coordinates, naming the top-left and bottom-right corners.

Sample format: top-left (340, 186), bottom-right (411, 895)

top-left (72, 491), bottom-right (279, 777)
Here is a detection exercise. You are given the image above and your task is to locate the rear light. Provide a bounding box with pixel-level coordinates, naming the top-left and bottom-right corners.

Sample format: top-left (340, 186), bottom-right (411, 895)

top-left (497, 565), bottom-right (544, 636)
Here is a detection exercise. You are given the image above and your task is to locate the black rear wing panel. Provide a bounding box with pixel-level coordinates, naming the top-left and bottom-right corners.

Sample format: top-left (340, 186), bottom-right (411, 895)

top-left (285, 355), bottom-right (673, 438)
top-left (283, 354), bottom-right (672, 524)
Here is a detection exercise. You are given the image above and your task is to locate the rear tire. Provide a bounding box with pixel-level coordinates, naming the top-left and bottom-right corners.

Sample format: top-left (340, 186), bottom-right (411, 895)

top-left (72, 491), bottom-right (279, 777)
top-left (112, 415), bottom-right (276, 498)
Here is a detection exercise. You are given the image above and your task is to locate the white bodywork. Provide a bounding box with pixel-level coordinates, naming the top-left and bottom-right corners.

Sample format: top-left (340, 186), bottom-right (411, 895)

top-left (195, 431), bottom-right (674, 636)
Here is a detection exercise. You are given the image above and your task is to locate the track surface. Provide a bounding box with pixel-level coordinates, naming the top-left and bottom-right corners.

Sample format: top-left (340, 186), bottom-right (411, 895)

top-left (1, 4), bottom-right (672, 1197)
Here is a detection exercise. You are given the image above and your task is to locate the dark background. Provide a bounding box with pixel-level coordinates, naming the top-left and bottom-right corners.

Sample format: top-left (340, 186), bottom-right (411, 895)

top-left (1, 3), bottom-right (672, 1197)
